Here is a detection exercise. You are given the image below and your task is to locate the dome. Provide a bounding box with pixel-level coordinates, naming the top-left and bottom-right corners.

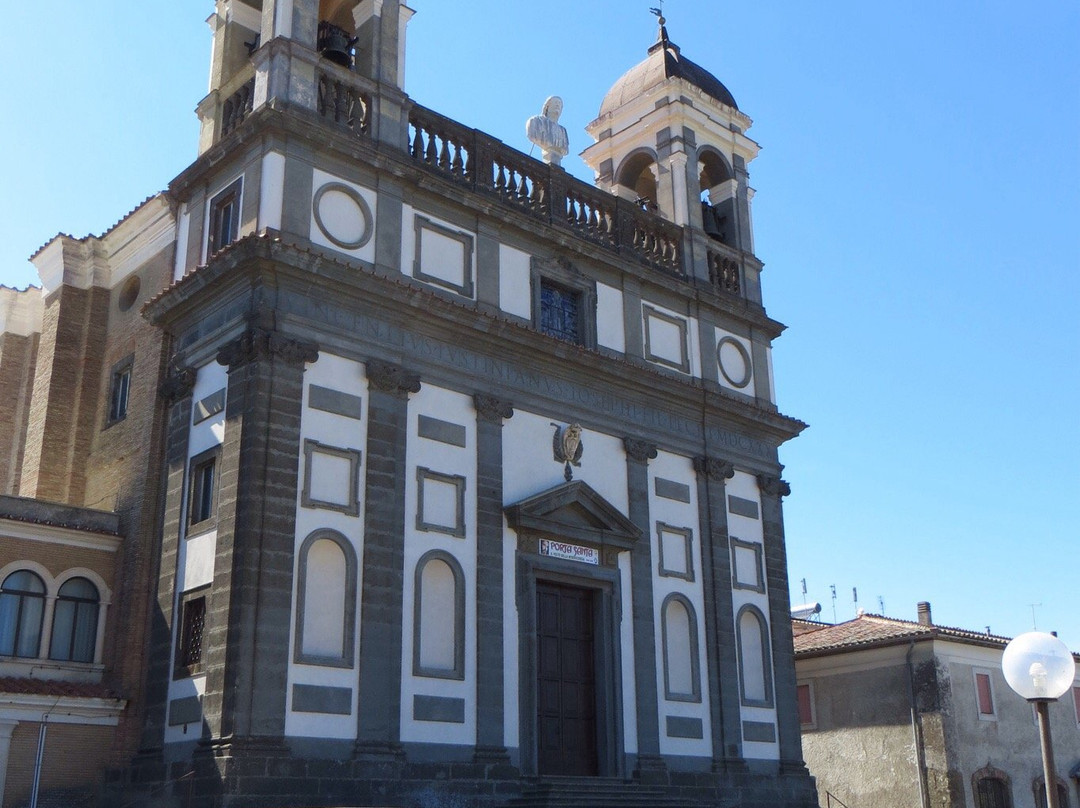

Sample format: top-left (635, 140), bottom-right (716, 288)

top-left (599, 23), bottom-right (738, 116)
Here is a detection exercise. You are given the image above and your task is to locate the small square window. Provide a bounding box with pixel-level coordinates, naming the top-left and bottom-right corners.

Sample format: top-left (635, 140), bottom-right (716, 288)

top-left (539, 280), bottom-right (582, 343)
top-left (974, 670), bottom-right (996, 718)
top-left (175, 591), bottom-right (208, 678)
top-left (529, 257), bottom-right (596, 349)
top-left (106, 358), bottom-right (133, 425)
top-left (187, 448), bottom-right (220, 532)
top-left (207, 178), bottom-right (242, 256)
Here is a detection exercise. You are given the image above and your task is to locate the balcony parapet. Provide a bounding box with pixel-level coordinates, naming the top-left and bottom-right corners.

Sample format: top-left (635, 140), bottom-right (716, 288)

top-left (408, 104), bottom-right (684, 277)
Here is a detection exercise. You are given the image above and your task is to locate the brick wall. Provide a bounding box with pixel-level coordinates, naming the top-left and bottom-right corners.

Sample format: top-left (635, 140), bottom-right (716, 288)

top-left (0, 535), bottom-right (115, 588)
top-left (0, 332), bottom-right (38, 497)
top-left (3, 721), bottom-right (116, 808)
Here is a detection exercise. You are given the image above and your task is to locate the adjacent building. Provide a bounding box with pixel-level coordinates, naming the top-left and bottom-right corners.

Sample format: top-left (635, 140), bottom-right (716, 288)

top-left (0, 2), bottom-right (819, 806)
top-left (794, 603), bottom-right (1080, 808)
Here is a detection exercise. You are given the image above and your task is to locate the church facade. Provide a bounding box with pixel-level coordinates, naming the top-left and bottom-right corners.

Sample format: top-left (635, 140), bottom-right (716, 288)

top-left (0, 2), bottom-right (817, 806)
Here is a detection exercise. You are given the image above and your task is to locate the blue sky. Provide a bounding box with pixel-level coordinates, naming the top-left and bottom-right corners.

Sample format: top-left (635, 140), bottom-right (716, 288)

top-left (1, 3), bottom-right (1077, 646)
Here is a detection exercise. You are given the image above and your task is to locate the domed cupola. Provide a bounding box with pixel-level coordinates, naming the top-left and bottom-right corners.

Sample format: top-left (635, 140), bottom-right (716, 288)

top-left (599, 20), bottom-right (738, 117)
top-left (582, 14), bottom-right (762, 279)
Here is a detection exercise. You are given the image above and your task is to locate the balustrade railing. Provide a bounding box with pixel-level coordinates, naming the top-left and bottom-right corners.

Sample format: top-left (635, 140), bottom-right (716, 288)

top-left (707, 247), bottom-right (742, 296)
top-left (408, 103), bottom-right (683, 276)
top-left (220, 78), bottom-right (255, 138)
top-left (316, 65), bottom-right (373, 136)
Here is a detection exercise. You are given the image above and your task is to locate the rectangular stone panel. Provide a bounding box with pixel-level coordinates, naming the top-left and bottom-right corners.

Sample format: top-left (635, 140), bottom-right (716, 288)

top-left (309, 385), bottom-right (364, 420)
top-left (654, 477), bottom-right (691, 503)
top-left (665, 715), bottom-right (704, 739)
top-left (413, 694), bottom-right (466, 724)
top-left (417, 414), bottom-right (467, 448)
top-left (193, 388), bottom-right (226, 424)
top-left (728, 495), bottom-right (760, 520)
top-left (292, 684), bottom-right (353, 715)
top-left (168, 696), bottom-right (203, 726)
top-left (742, 720), bottom-right (776, 743)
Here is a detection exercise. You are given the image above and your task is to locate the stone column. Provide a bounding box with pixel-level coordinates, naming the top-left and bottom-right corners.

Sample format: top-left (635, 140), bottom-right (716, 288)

top-left (693, 456), bottom-right (745, 771)
top-left (756, 475), bottom-right (808, 775)
top-left (199, 325), bottom-right (317, 745)
top-left (355, 359), bottom-right (420, 763)
top-left (473, 394), bottom-right (514, 763)
top-left (138, 366), bottom-right (196, 758)
top-left (622, 437), bottom-right (666, 781)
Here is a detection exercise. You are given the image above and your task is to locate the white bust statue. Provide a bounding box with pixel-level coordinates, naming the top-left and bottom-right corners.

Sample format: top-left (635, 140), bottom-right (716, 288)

top-left (526, 96), bottom-right (570, 166)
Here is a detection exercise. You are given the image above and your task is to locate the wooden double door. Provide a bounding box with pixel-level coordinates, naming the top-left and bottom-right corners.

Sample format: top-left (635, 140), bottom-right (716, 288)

top-left (536, 581), bottom-right (599, 776)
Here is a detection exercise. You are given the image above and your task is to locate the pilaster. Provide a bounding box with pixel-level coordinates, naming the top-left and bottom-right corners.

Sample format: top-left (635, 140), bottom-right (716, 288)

top-left (693, 455), bottom-right (746, 772)
top-left (355, 359), bottom-right (420, 763)
top-left (199, 325), bottom-right (317, 743)
top-left (473, 393), bottom-right (514, 762)
top-left (756, 474), bottom-right (809, 776)
top-left (622, 436), bottom-right (666, 781)
top-left (139, 366), bottom-right (196, 752)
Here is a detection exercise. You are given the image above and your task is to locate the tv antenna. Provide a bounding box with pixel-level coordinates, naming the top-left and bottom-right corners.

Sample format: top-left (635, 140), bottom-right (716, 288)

top-left (1029, 602), bottom-right (1042, 630)
top-left (801, 578), bottom-right (808, 598)
top-left (829, 585), bottom-right (837, 623)
top-left (878, 596), bottom-right (885, 614)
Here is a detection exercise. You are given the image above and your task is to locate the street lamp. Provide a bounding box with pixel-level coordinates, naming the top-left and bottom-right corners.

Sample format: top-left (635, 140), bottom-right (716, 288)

top-left (1001, 631), bottom-right (1075, 808)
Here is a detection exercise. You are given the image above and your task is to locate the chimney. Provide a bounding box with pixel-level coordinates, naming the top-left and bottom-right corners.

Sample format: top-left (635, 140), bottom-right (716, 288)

top-left (917, 601), bottom-right (932, 626)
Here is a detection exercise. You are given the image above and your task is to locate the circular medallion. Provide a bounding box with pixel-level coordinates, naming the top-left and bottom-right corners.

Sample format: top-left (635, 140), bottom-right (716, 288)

top-left (312, 182), bottom-right (374, 250)
top-left (716, 336), bottom-right (752, 389)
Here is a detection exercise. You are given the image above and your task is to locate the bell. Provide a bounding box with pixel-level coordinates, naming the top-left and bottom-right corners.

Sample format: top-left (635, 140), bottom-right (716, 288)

top-left (702, 203), bottom-right (724, 240)
top-left (318, 21), bottom-right (359, 68)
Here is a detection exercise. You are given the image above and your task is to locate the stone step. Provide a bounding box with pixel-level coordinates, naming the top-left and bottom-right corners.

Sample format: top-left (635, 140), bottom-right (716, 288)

top-left (504, 777), bottom-right (702, 808)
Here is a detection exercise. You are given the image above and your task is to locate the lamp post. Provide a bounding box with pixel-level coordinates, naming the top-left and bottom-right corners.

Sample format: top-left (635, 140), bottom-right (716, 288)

top-left (1001, 632), bottom-right (1075, 808)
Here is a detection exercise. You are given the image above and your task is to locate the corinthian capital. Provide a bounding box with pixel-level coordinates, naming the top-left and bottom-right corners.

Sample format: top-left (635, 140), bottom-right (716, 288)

top-left (366, 359), bottom-right (421, 396)
top-left (623, 437), bottom-right (658, 463)
top-left (693, 456), bottom-right (735, 482)
top-left (217, 328), bottom-right (319, 371)
top-left (756, 474), bottom-right (791, 498)
top-left (473, 394), bottom-right (514, 423)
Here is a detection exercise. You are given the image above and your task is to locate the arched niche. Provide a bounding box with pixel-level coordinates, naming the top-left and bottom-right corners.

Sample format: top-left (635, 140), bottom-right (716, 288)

top-left (698, 147), bottom-right (736, 247)
top-left (615, 150), bottom-right (659, 211)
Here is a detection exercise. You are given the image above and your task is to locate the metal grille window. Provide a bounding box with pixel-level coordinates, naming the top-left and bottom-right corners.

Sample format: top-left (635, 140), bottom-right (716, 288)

top-left (0, 571), bottom-right (46, 658)
top-left (177, 595), bottom-right (207, 676)
top-left (539, 280), bottom-right (581, 343)
top-left (975, 778), bottom-right (1012, 808)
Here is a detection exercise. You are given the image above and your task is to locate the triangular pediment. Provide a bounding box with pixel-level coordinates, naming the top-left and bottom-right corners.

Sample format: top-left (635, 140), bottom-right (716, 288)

top-left (505, 481), bottom-right (642, 550)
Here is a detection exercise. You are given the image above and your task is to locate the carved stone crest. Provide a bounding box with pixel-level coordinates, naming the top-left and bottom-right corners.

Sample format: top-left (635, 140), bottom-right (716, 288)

top-left (552, 423), bottom-right (584, 481)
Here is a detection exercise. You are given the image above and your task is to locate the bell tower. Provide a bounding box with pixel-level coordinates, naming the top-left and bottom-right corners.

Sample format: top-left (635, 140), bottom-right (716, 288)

top-left (582, 15), bottom-right (763, 298)
top-left (197, 0), bottom-right (415, 155)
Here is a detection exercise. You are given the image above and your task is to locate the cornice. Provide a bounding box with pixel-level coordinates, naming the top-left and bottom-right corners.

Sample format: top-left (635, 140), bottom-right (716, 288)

top-left (144, 235), bottom-right (807, 449)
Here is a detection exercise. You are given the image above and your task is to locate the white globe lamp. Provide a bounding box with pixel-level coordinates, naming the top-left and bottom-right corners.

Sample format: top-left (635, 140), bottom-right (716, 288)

top-left (1002, 631), bottom-right (1076, 808)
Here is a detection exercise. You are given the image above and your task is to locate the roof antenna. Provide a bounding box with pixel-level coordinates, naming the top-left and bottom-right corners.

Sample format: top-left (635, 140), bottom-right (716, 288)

top-left (878, 595), bottom-right (885, 615)
top-left (829, 584), bottom-right (837, 623)
top-left (1029, 602), bottom-right (1042, 631)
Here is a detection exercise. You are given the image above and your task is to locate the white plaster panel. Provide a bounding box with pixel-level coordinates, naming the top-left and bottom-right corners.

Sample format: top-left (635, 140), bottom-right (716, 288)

top-left (713, 328), bottom-right (756, 397)
top-left (641, 301), bottom-right (701, 377)
top-left (173, 207), bottom-right (191, 281)
top-left (188, 363), bottom-right (228, 458)
top-left (499, 244), bottom-right (532, 319)
top-left (286, 352), bottom-right (368, 741)
top-left (310, 169), bottom-right (377, 264)
top-left (733, 544), bottom-right (761, 589)
top-left (400, 384), bottom-right (477, 746)
top-left (766, 347), bottom-right (776, 404)
top-left (258, 151), bottom-right (286, 232)
top-left (307, 450), bottom-right (354, 508)
top-left (301, 539), bottom-right (347, 658)
top-left (647, 451), bottom-right (711, 758)
top-left (502, 410), bottom-right (628, 514)
top-left (595, 282), bottom-right (625, 353)
top-left (417, 559), bottom-right (456, 670)
top-left (400, 205), bottom-right (476, 299)
top-left (182, 532), bottom-right (216, 592)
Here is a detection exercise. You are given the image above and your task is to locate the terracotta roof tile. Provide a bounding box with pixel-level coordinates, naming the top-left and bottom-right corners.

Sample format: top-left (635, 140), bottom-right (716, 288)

top-left (793, 614), bottom-right (1017, 657)
top-left (0, 677), bottom-right (121, 700)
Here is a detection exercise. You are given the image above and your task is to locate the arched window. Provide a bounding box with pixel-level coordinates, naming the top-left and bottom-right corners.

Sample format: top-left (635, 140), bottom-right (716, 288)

top-left (661, 593), bottom-right (701, 702)
top-left (1034, 777), bottom-right (1069, 808)
top-left (615, 151), bottom-right (659, 211)
top-left (0, 571), bottom-right (46, 658)
top-left (49, 577), bottom-right (100, 662)
top-left (736, 604), bottom-right (774, 707)
top-left (972, 765), bottom-right (1012, 808)
top-left (295, 530), bottom-right (358, 667)
top-left (413, 551), bottom-right (465, 680)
